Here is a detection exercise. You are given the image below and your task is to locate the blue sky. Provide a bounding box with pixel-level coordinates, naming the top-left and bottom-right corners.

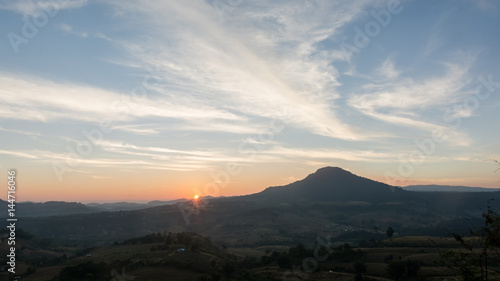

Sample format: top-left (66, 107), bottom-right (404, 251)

top-left (0, 0), bottom-right (499, 202)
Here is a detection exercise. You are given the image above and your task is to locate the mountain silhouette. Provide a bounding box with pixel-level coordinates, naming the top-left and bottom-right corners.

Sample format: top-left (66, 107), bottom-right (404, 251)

top-left (10, 166), bottom-right (500, 247)
top-left (248, 167), bottom-right (405, 203)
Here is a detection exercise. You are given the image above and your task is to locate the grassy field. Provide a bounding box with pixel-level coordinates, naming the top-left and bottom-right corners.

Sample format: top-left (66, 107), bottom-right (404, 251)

top-left (2, 233), bottom-right (498, 281)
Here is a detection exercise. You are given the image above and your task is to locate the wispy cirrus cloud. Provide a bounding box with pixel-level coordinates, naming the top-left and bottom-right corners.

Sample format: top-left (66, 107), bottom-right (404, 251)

top-left (0, 142), bottom-right (400, 172)
top-left (422, 10), bottom-right (452, 56)
top-left (107, 0), bottom-right (374, 140)
top-left (59, 23), bottom-right (88, 37)
top-left (0, 0), bottom-right (88, 16)
top-left (349, 56), bottom-right (476, 145)
top-left (0, 126), bottom-right (40, 136)
top-left (0, 0), bottom-right (499, 200)
top-left (376, 57), bottom-right (400, 80)
top-left (97, 141), bottom-right (216, 157)
top-left (262, 146), bottom-right (396, 163)
top-left (0, 147), bottom-right (211, 171)
top-left (0, 74), bottom-right (241, 124)
top-left (0, 149), bottom-right (39, 159)
top-left (112, 124), bottom-right (160, 135)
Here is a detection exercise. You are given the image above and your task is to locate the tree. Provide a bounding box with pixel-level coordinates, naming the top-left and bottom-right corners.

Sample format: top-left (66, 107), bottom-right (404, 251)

top-left (386, 227), bottom-right (394, 238)
top-left (190, 239), bottom-right (201, 251)
top-left (488, 159), bottom-right (499, 174)
top-left (440, 201), bottom-right (500, 281)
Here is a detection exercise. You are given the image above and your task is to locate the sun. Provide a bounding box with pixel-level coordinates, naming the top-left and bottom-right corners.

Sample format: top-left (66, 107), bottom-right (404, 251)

top-left (194, 195), bottom-right (199, 199)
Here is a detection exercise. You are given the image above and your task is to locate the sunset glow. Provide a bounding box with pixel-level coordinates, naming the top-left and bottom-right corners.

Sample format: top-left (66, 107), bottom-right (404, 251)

top-left (0, 0), bottom-right (499, 203)
top-left (2, 2), bottom-right (500, 280)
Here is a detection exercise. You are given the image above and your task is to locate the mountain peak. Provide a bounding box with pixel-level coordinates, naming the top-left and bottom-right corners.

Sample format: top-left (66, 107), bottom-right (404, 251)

top-left (301, 166), bottom-right (357, 183)
top-left (311, 166), bottom-right (352, 176)
top-left (255, 166), bottom-right (403, 202)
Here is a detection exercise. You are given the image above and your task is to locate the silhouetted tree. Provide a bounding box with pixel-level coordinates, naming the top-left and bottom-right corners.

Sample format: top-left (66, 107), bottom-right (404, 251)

top-left (386, 227), bottom-right (394, 238)
top-left (440, 201), bottom-right (500, 281)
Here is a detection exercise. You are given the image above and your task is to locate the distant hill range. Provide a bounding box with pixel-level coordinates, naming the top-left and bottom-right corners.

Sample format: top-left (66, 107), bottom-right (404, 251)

top-left (86, 198), bottom-right (188, 212)
top-left (1, 167), bottom-right (497, 218)
top-left (402, 185), bottom-right (500, 192)
top-left (0, 198), bottom-right (188, 218)
top-left (0, 201), bottom-right (97, 217)
top-left (5, 167), bottom-right (500, 247)
top-left (5, 168), bottom-right (495, 218)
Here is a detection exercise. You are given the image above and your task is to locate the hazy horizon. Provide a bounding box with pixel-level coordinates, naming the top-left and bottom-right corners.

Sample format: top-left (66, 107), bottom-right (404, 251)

top-left (2, 166), bottom-right (500, 204)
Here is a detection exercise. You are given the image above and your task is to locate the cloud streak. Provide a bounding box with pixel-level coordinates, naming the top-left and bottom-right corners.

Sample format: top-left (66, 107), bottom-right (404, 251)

top-left (0, 74), bottom-right (242, 124)
top-left (349, 56), bottom-right (476, 145)
top-left (0, 0), bottom-right (88, 16)
top-left (108, 0), bottom-right (373, 140)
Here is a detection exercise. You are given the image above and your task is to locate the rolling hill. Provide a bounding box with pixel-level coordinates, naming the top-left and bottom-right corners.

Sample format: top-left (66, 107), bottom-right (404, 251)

top-left (10, 167), bottom-right (500, 248)
top-left (0, 201), bottom-right (99, 218)
top-left (402, 185), bottom-right (500, 192)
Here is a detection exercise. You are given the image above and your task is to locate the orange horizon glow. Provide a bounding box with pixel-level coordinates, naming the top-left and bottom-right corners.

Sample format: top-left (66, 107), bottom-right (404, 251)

top-left (2, 163), bottom-right (499, 203)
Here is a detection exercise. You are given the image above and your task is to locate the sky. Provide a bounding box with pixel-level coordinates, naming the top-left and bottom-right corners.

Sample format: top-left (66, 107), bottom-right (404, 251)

top-left (0, 0), bottom-right (499, 203)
